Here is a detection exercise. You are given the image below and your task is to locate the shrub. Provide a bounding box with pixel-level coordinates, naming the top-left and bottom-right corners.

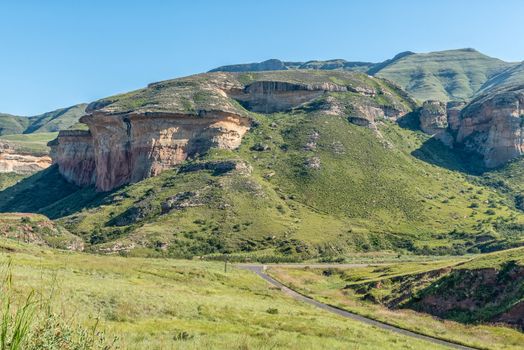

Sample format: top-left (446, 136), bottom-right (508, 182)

top-left (266, 308), bottom-right (279, 314)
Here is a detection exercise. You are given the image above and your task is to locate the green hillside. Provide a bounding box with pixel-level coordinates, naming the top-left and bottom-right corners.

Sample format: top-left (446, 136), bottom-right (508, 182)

top-left (0, 113), bottom-right (30, 135)
top-left (25, 103), bottom-right (87, 133)
top-left (0, 103), bottom-right (86, 136)
top-left (375, 49), bottom-right (515, 102)
top-left (208, 49), bottom-right (520, 102)
top-left (0, 132), bottom-right (58, 155)
top-left (0, 238), bottom-right (450, 350)
top-left (1, 106), bottom-right (522, 259)
top-left (478, 61), bottom-right (524, 94)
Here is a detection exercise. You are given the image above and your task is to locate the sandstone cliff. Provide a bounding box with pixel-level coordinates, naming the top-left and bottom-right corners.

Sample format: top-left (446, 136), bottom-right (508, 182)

top-left (417, 88), bottom-right (524, 167)
top-left (456, 89), bottom-right (524, 167)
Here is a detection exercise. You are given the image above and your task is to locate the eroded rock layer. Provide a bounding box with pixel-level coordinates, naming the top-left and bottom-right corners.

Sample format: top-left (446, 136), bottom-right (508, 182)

top-left (51, 111), bottom-right (250, 191)
top-left (417, 89), bottom-right (524, 167)
top-left (0, 142), bottom-right (51, 174)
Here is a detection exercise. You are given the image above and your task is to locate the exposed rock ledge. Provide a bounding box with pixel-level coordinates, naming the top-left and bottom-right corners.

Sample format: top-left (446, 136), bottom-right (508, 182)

top-left (50, 111), bottom-right (250, 191)
top-left (418, 90), bottom-right (524, 167)
top-left (0, 142), bottom-right (51, 174)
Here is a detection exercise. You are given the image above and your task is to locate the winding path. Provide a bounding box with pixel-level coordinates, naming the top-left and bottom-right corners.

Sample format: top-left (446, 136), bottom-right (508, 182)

top-left (238, 264), bottom-right (476, 350)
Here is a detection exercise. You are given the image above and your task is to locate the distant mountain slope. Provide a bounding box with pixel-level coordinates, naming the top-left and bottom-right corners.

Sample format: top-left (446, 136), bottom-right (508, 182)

top-left (374, 49), bottom-right (515, 102)
top-left (0, 103), bottom-right (87, 136)
top-left (209, 58), bottom-right (375, 73)
top-left (209, 49), bottom-right (521, 102)
top-left (477, 61), bottom-right (524, 94)
top-left (0, 113), bottom-right (30, 135)
top-left (24, 103), bottom-right (87, 133)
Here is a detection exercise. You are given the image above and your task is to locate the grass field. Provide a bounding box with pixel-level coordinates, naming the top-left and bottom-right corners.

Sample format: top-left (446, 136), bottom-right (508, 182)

top-left (0, 238), bottom-right (455, 350)
top-left (268, 251), bottom-right (524, 350)
top-left (0, 132), bottom-right (57, 155)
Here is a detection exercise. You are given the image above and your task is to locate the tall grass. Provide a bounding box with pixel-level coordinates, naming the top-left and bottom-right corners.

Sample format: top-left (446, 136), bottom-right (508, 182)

top-left (0, 260), bottom-right (117, 350)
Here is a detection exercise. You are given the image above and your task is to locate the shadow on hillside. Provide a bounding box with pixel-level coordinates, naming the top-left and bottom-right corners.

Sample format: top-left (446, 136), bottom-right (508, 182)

top-left (0, 165), bottom-right (110, 219)
top-left (411, 137), bottom-right (485, 175)
top-left (396, 112), bottom-right (487, 175)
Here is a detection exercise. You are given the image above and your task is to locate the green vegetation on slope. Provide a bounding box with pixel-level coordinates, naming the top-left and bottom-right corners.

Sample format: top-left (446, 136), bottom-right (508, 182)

top-left (0, 114), bottom-right (30, 136)
top-left (268, 250), bottom-right (524, 349)
top-left (0, 104), bottom-right (86, 137)
top-left (2, 111), bottom-right (523, 260)
top-left (375, 49), bottom-right (514, 102)
top-left (24, 103), bottom-right (87, 133)
top-left (0, 239), bottom-right (449, 350)
top-left (0, 212), bottom-right (82, 249)
top-left (0, 132), bottom-right (57, 155)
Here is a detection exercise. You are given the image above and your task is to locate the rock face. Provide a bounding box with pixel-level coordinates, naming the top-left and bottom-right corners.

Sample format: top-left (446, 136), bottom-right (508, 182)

top-left (229, 81), bottom-right (346, 113)
top-left (0, 142), bottom-right (51, 173)
top-left (456, 89), bottom-right (524, 167)
top-left (50, 112), bottom-right (250, 191)
top-left (417, 90), bottom-right (524, 167)
top-left (419, 100), bottom-right (448, 134)
top-left (48, 130), bottom-right (95, 186)
top-left (84, 111), bottom-right (250, 191)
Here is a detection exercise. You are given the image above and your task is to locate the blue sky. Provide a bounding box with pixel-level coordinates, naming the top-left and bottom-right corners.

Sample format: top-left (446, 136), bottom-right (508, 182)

top-left (1, 0), bottom-right (523, 115)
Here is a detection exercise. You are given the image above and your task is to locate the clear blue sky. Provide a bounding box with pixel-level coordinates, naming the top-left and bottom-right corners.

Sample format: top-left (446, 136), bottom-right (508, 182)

top-left (1, 0), bottom-right (523, 115)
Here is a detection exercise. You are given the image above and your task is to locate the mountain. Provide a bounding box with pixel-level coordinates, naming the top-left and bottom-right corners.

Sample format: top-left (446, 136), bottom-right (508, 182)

top-left (210, 58), bottom-right (375, 73)
top-left (478, 61), bottom-right (524, 94)
top-left (374, 49), bottom-right (516, 102)
top-left (0, 113), bottom-right (30, 135)
top-left (1, 70), bottom-right (523, 259)
top-left (0, 103), bottom-right (87, 136)
top-left (209, 49), bottom-right (519, 102)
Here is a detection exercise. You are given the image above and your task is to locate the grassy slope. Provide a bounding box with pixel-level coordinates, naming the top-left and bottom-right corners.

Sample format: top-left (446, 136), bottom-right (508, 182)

top-left (0, 173), bottom-right (26, 190)
top-left (24, 103), bottom-right (87, 133)
top-left (1, 112), bottom-right (522, 260)
top-left (478, 61), bottom-right (524, 94)
top-left (0, 132), bottom-right (57, 155)
top-left (268, 250), bottom-right (524, 349)
top-left (0, 239), bottom-right (448, 350)
top-left (0, 212), bottom-right (81, 249)
top-left (0, 103), bottom-right (86, 137)
top-left (375, 49), bottom-right (514, 102)
top-left (0, 70), bottom-right (522, 258)
top-left (0, 113), bottom-right (30, 135)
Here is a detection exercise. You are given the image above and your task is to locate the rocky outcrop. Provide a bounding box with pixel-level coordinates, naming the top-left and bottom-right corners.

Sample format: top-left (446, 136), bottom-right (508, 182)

top-left (48, 130), bottom-right (95, 186)
top-left (419, 100), bottom-right (448, 134)
top-left (0, 142), bottom-right (51, 173)
top-left (455, 89), bottom-right (524, 167)
top-left (51, 111), bottom-right (250, 191)
top-left (446, 101), bottom-right (467, 131)
top-left (228, 81), bottom-right (348, 113)
top-left (417, 91), bottom-right (523, 168)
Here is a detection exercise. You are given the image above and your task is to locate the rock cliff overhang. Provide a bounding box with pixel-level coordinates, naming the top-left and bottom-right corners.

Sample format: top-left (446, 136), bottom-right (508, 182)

top-left (50, 110), bottom-right (251, 191)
